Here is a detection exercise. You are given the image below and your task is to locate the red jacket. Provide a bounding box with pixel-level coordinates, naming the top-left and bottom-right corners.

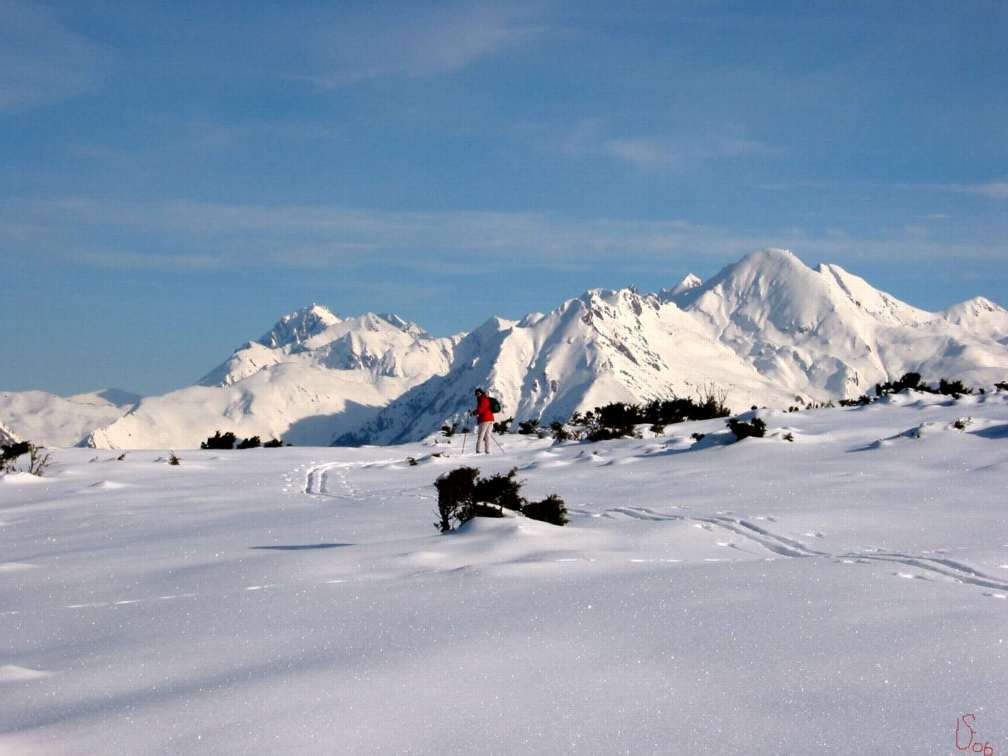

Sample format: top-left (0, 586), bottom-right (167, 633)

top-left (475, 395), bottom-right (494, 423)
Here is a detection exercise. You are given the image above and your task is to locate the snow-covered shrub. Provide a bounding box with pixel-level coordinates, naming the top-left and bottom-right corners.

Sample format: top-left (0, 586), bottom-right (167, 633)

top-left (169, 452), bottom-right (181, 466)
top-left (517, 419), bottom-right (539, 435)
top-left (522, 495), bottom-right (568, 526)
top-left (952, 417), bottom-right (972, 431)
top-left (434, 467), bottom-right (568, 531)
top-left (473, 467), bottom-right (524, 513)
top-left (649, 422), bottom-right (665, 436)
top-left (938, 378), bottom-right (972, 398)
top-left (840, 395), bottom-right (872, 407)
top-left (727, 417), bottom-right (766, 441)
top-left (550, 421), bottom-right (572, 442)
top-left (0, 441), bottom-right (49, 476)
top-left (434, 466), bottom-right (479, 532)
top-left (1, 441), bottom-right (31, 472)
top-left (201, 431), bottom-right (237, 450)
top-left (493, 417), bottom-right (513, 434)
top-left (237, 436), bottom-right (261, 450)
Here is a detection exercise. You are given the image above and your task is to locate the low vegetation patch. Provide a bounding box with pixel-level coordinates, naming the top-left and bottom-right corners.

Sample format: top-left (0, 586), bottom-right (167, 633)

top-left (1, 441), bottom-right (50, 476)
top-left (727, 417), bottom-right (766, 441)
top-left (201, 431), bottom-right (286, 450)
top-left (434, 466), bottom-right (568, 532)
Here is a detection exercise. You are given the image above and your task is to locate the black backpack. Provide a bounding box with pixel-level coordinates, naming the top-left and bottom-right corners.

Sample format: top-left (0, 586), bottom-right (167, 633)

top-left (488, 396), bottom-right (502, 413)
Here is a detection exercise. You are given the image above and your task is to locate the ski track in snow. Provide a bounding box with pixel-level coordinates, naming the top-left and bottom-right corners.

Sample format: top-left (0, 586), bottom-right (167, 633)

top-left (303, 461), bottom-right (1008, 596)
top-left (569, 504), bottom-right (1008, 594)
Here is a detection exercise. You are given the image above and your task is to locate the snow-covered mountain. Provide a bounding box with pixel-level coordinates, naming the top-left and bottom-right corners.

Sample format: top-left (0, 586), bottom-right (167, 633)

top-left (0, 389), bottom-right (140, 448)
top-left (87, 307), bottom-right (461, 449)
top-left (343, 249), bottom-right (1008, 444)
top-left (6, 249), bottom-right (1006, 449)
top-left (0, 419), bottom-right (19, 445)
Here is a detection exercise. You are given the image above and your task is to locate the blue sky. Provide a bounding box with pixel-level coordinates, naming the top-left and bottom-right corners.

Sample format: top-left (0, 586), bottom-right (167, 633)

top-left (3, 0), bottom-right (1007, 395)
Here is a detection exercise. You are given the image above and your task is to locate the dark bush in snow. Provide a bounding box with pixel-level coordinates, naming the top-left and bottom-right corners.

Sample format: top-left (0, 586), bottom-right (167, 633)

top-left (263, 438), bottom-right (284, 448)
top-left (440, 422), bottom-right (459, 438)
top-left (473, 467), bottom-right (524, 512)
top-left (517, 419), bottom-right (540, 435)
top-left (995, 381), bottom-right (1008, 392)
top-left (839, 395), bottom-right (872, 407)
top-left (0, 441), bottom-right (49, 476)
top-left (237, 436), bottom-right (261, 450)
top-left (727, 417), bottom-right (766, 441)
top-left (169, 451), bottom-right (181, 465)
top-left (434, 466), bottom-right (479, 533)
top-left (522, 495), bottom-right (568, 526)
top-left (493, 417), bottom-right (513, 434)
top-left (434, 466), bottom-right (568, 532)
top-left (201, 431), bottom-right (237, 450)
top-left (549, 421), bottom-right (572, 442)
top-left (938, 378), bottom-right (972, 398)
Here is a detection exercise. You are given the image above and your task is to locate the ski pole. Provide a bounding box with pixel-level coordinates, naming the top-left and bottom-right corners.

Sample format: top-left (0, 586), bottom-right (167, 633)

top-left (461, 429), bottom-right (468, 455)
top-left (492, 433), bottom-right (505, 454)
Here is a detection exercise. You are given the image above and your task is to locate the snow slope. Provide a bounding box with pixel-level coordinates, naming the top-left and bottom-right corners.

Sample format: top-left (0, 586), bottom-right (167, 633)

top-left (0, 389), bottom-right (139, 448)
top-left (88, 307), bottom-right (460, 449)
top-left (2, 392), bottom-right (1006, 754)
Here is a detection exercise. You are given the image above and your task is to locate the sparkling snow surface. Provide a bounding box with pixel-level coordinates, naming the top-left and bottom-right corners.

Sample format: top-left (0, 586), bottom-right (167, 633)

top-left (2, 392), bottom-right (1007, 754)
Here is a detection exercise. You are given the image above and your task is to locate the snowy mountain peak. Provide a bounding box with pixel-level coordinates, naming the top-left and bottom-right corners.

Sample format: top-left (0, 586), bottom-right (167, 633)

top-left (258, 304), bottom-right (341, 349)
top-left (672, 273), bottom-right (703, 295)
top-left (944, 296), bottom-right (1006, 318)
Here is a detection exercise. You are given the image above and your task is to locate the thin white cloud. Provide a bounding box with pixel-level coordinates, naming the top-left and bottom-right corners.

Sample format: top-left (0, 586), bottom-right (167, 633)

top-left (949, 181), bottom-right (1008, 200)
top-left (306, 3), bottom-right (546, 87)
top-left (0, 0), bottom-right (110, 113)
top-left (3, 198), bottom-right (1005, 285)
top-left (553, 120), bottom-right (782, 172)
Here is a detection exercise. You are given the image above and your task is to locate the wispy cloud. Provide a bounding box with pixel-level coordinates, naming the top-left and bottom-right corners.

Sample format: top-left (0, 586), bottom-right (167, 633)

top-left (3, 197), bottom-right (1004, 281)
top-left (947, 181), bottom-right (1008, 200)
top-left (0, 0), bottom-right (110, 113)
top-left (553, 118), bottom-right (782, 172)
top-left (306, 3), bottom-right (546, 87)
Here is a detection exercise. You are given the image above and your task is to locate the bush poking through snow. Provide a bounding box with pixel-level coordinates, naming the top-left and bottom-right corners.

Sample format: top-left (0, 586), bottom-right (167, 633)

top-left (201, 431), bottom-right (237, 450)
top-left (0, 442), bottom-right (49, 476)
top-left (995, 381), bottom-right (1008, 392)
top-left (434, 466), bottom-right (479, 533)
top-left (237, 436), bottom-right (261, 450)
top-left (727, 417), bottom-right (766, 441)
top-left (938, 378), bottom-right (972, 398)
top-left (493, 417), bottom-right (513, 434)
top-left (1, 441), bottom-right (32, 472)
top-left (434, 466), bottom-right (568, 531)
top-left (522, 495), bottom-right (569, 526)
top-left (550, 421), bottom-right (572, 442)
top-left (169, 451), bottom-right (181, 466)
top-left (783, 432), bottom-right (795, 442)
top-left (517, 419), bottom-right (540, 435)
top-left (952, 417), bottom-right (972, 431)
top-left (263, 438), bottom-right (284, 448)
top-left (473, 468), bottom-right (524, 512)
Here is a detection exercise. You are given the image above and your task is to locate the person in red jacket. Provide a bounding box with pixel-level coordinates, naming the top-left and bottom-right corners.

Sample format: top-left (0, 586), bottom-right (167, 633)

top-left (471, 388), bottom-right (494, 454)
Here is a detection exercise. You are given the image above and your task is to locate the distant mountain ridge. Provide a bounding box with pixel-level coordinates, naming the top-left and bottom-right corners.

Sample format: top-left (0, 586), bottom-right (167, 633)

top-left (2, 249), bottom-right (1006, 448)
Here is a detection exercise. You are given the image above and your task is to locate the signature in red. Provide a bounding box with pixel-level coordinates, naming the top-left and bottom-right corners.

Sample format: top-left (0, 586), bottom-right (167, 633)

top-left (957, 714), bottom-right (996, 755)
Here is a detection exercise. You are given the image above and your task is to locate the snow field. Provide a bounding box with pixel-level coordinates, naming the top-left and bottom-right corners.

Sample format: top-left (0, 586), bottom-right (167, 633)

top-left (1, 392), bottom-right (1007, 754)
